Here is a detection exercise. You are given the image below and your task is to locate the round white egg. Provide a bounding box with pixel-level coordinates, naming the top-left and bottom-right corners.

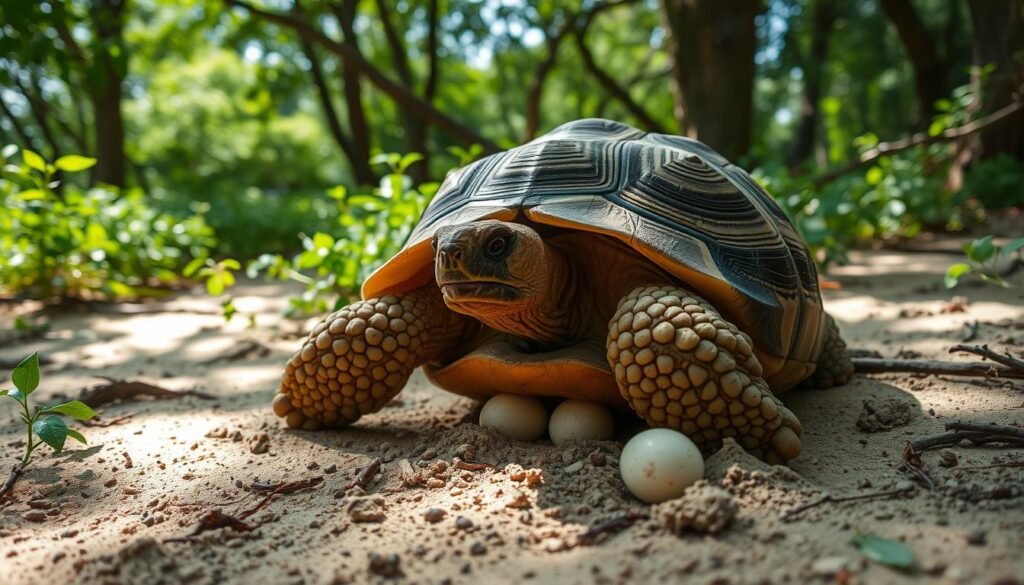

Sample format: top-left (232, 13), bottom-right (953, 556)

top-left (478, 394), bottom-right (548, 441)
top-left (548, 400), bottom-right (615, 445)
top-left (620, 428), bottom-right (704, 503)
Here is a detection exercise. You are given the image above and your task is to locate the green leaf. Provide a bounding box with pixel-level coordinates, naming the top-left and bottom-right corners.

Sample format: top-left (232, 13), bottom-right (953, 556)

top-left (852, 534), bottom-right (916, 570)
top-left (206, 273), bottom-right (226, 296)
top-left (0, 389), bottom-right (8, 397)
top-left (327, 185), bottom-right (347, 200)
top-left (22, 149), bottom-right (46, 172)
top-left (865, 166), bottom-right (884, 186)
top-left (54, 155), bottom-right (97, 172)
top-left (66, 429), bottom-right (87, 444)
top-left (183, 256), bottom-right (207, 277)
top-left (221, 298), bottom-right (237, 322)
top-left (16, 188), bottom-right (47, 201)
top-left (1, 144), bottom-right (17, 159)
top-left (43, 400), bottom-right (97, 421)
top-left (220, 258), bottom-right (241, 271)
top-left (7, 388), bottom-right (25, 403)
top-left (12, 352), bottom-right (40, 395)
top-left (32, 416), bottom-right (69, 453)
top-left (398, 152), bottom-right (424, 172)
top-left (944, 263), bottom-right (972, 288)
top-left (966, 236), bottom-right (996, 263)
top-left (1001, 237), bottom-right (1024, 257)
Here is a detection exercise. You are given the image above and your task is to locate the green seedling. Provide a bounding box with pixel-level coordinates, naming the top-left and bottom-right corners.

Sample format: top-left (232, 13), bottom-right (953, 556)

top-left (1, 352), bottom-right (96, 500)
top-left (946, 235), bottom-right (1024, 289)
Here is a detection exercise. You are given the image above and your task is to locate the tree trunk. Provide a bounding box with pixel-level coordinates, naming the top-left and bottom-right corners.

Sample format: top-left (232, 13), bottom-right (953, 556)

top-left (879, 0), bottom-right (946, 129)
top-left (660, 0), bottom-right (757, 161)
top-left (968, 0), bottom-right (1024, 161)
top-left (787, 0), bottom-right (837, 168)
top-left (89, 0), bottom-right (127, 187)
top-left (334, 1), bottom-right (375, 186)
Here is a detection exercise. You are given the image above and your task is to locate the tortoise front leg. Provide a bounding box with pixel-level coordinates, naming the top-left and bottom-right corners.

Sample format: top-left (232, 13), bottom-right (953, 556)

top-left (607, 285), bottom-right (803, 464)
top-left (273, 286), bottom-right (467, 430)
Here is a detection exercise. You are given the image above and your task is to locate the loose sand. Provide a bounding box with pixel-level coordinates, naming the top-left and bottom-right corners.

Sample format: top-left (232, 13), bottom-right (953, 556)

top-left (1, 244), bottom-right (1022, 585)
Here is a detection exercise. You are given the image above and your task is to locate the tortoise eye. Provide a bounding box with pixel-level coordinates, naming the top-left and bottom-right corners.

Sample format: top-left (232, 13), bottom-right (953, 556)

top-left (430, 236), bottom-right (438, 252)
top-left (485, 235), bottom-right (509, 260)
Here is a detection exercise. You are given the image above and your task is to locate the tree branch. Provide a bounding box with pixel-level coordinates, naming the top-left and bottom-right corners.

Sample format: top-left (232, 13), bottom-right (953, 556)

top-left (574, 2), bottom-right (666, 134)
top-left (291, 1), bottom-right (362, 180)
top-left (811, 100), bottom-right (1024, 187)
top-left (424, 0), bottom-right (440, 103)
top-left (0, 95), bottom-right (41, 154)
top-left (224, 0), bottom-right (499, 152)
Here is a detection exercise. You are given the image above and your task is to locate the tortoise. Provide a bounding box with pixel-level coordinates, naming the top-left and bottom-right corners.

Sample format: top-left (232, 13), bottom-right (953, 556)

top-left (272, 119), bottom-right (854, 464)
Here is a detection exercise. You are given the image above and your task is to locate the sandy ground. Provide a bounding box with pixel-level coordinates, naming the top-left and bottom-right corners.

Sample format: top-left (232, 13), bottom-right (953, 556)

top-left (1, 244), bottom-right (1022, 585)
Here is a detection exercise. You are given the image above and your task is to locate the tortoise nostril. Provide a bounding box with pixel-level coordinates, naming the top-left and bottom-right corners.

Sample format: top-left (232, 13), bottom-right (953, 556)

top-left (438, 244), bottom-right (463, 266)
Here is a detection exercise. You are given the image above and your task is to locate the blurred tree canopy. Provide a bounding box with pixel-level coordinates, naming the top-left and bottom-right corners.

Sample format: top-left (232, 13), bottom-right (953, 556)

top-left (1, 0), bottom-right (1022, 263)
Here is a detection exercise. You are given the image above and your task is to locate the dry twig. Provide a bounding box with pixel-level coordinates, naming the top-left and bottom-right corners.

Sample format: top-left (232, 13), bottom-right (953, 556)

top-left (346, 458), bottom-right (382, 490)
top-left (852, 343), bottom-right (1024, 380)
top-left (781, 485), bottom-right (916, 521)
top-left (80, 377), bottom-right (214, 407)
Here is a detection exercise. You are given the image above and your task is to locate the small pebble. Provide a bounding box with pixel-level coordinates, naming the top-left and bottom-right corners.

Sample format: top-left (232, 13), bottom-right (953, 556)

top-left (23, 511), bottom-right (47, 523)
top-left (424, 508), bottom-right (447, 523)
top-left (966, 530), bottom-right (987, 546)
top-left (455, 516), bottom-right (474, 530)
top-left (368, 553), bottom-right (401, 577)
top-left (469, 541), bottom-right (487, 556)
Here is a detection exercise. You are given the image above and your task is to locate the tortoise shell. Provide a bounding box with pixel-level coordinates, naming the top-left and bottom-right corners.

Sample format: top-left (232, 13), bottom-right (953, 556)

top-left (362, 119), bottom-right (827, 390)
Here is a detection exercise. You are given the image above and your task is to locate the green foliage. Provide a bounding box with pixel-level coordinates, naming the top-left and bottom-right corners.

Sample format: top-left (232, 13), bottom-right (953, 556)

top-left (3, 353), bottom-right (96, 486)
top-left (247, 155), bottom-right (439, 315)
top-left (946, 235), bottom-right (1024, 289)
top-left (851, 533), bottom-right (916, 570)
top-left (755, 142), bottom-right (957, 267)
top-left (960, 154), bottom-right (1024, 209)
top-left (0, 146), bottom-right (216, 299)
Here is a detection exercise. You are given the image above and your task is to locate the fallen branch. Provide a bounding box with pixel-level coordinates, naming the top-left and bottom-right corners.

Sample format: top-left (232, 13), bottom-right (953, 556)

top-left (909, 424), bottom-right (1019, 454)
top-left (781, 484), bottom-right (916, 521)
top-left (852, 342), bottom-right (1024, 380)
top-left (812, 100), bottom-right (1024, 187)
top-left (949, 344), bottom-right (1024, 370)
top-left (80, 377), bottom-right (215, 407)
top-left (0, 463), bottom-right (24, 502)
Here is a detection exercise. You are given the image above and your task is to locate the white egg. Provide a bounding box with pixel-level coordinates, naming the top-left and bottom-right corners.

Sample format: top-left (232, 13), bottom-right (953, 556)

top-left (620, 428), bottom-right (705, 503)
top-left (548, 400), bottom-right (615, 446)
top-left (478, 394), bottom-right (548, 441)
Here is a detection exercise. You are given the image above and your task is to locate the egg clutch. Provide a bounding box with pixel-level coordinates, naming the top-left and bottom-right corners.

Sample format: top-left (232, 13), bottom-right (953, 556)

top-left (477, 393), bottom-right (705, 503)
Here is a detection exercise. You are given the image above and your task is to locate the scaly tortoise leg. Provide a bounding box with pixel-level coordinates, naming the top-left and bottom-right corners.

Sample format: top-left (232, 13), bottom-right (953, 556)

top-left (273, 287), bottom-right (466, 430)
top-left (803, 313), bottom-right (854, 388)
top-left (607, 285), bottom-right (803, 464)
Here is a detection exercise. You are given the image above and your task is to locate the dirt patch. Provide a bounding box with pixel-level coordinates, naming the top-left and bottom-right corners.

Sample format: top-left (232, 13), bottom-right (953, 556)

top-left (857, 397), bottom-right (917, 432)
top-left (1, 248), bottom-right (1024, 585)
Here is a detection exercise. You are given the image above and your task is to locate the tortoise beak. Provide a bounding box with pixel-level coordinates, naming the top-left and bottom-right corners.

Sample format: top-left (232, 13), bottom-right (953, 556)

top-left (437, 269), bottom-right (522, 303)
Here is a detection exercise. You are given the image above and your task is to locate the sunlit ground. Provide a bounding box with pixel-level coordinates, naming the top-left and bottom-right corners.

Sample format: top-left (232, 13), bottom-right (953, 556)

top-left (1, 244), bottom-right (1022, 585)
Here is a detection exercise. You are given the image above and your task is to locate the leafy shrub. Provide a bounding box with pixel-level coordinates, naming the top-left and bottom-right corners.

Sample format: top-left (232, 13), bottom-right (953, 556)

top-left (960, 154), bottom-right (1024, 210)
top-left (242, 153), bottom-right (438, 316)
top-left (0, 146), bottom-right (216, 299)
top-left (946, 235), bottom-right (1024, 289)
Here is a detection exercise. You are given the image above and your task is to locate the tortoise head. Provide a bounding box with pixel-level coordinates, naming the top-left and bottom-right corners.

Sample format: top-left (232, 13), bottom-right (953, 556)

top-left (432, 220), bottom-right (551, 317)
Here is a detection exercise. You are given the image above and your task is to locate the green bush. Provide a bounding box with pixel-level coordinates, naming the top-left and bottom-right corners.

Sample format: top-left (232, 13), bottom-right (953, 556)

top-left (244, 153), bottom-right (438, 316)
top-left (960, 154), bottom-right (1024, 209)
top-left (0, 146), bottom-right (216, 299)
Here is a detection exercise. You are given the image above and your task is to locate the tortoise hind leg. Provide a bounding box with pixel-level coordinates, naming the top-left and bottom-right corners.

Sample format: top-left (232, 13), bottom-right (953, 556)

top-left (803, 313), bottom-right (854, 388)
top-left (273, 287), bottom-right (466, 430)
top-left (607, 285), bottom-right (802, 464)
